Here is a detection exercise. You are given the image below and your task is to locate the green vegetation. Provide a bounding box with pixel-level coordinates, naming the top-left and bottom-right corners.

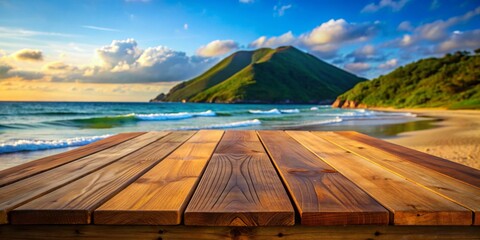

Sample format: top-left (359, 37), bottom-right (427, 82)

top-left (152, 46), bottom-right (365, 103)
top-left (336, 50), bottom-right (480, 109)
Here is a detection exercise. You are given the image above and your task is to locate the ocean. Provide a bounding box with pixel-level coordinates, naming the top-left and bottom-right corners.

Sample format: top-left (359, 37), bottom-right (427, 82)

top-left (0, 101), bottom-right (424, 170)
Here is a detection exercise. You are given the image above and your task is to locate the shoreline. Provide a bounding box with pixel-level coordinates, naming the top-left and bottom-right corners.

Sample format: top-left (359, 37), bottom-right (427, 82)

top-left (371, 108), bottom-right (480, 170)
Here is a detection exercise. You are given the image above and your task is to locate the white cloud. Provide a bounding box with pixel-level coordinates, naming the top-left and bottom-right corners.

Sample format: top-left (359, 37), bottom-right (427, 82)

top-left (239, 0), bottom-right (254, 3)
top-left (249, 31), bottom-right (295, 48)
top-left (385, 7), bottom-right (480, 52)
top-left (0, 26), bottom-right (76, 38)
top-left (362, 0), bottom-right (409, 13)
top-left (300, 19), bottom-right (378, 46)
top-left (400, 34), bottom-right (413, 46)
top-left (274, 4), bottom-right (292, 17)
top-left (344, 62), bottom-right (371, 73)
top-left (183, 23), bottom-right (189, 30)
top-left (2, 39), bottom-right (219, 84)
top-left (196, 40), bottom-right (239, 57)
top-left (378, 58), bottom-right (398, 69)
top-left (415, 7), bottom-right (480, 41)
top-left (82, 25), bottom-right (120, 32)
top-left (435, 29), bottom-right (480, 53)
top-left (346, 44), bottom-right (387, 63)
top-left (298, 19), bottom-right (379, 58)
top-left (96, 38), bottom-right (143, 68)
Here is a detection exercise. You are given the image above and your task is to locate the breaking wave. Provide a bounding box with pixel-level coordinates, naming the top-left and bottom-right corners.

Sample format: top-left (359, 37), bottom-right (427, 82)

top-left (0, 135), bottom-right (111, 154)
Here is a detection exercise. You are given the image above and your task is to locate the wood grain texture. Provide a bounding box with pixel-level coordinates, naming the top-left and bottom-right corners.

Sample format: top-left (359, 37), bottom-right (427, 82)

top-left (184, 131), bottom-right (294, 226)
top-left (94, 130), bottom-right (224, 225)
top-left (320, 132), bottom-right (480, 225)
top-left (257, 131), bottom-right (389, 226)
top-left (288, 131), bottom-right (472, 226)
top-left (214, 130), bottom-right (266, 154)
top-left (10, 131), bottom-right (195, 225)
top-left (337, 131), bottom-right (480, 188)
top-left (1, 225), bottom-right (480, 240)
top-left (0, 131), bottom-right (165, 224)
top-left (0, 132), bottom-right (145, 187)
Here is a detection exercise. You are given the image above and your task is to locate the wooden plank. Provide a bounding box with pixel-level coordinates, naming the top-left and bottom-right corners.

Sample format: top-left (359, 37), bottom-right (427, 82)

top-left (320, 132), bottom-right (480, 225)
top-left (258, 130), bottom-right (389, 226)
top-left (1, 225), bottom-right (480, 240)
top-left (94, 130), bottom-right (224, 225)
top-left (288, 131), bottom-right (472, 225)
top-left (0, 132), bottom-right (145, 187)
top-left (184, 130), bottom-right (294, 226)
top-left (214, 130), bottom-right (265, 154)
top-left (10, 131), bottom-right (195, 224)
top-left (0, 131), bottom-right (166, 224)
top-left (337, 131), bottom-right (480, 188)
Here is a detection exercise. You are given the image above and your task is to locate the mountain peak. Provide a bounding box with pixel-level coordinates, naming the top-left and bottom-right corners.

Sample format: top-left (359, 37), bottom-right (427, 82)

top-left (152, 48), bottom-right (365, 103)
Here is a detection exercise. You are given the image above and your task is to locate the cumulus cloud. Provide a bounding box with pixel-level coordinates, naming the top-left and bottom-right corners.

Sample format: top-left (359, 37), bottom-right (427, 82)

top-left (274, 4), bottom-right (292, 17)
top-left (96, 38), bottom-right (142, 68)
top-left (3, 39), bottom-right (218, 84)
top-left (299, 19), bottom-right (380, 58)
top-left (344, 62), bottom-right (371, 74)
top-left (362, 0), bottom-right (409, 13)
top-left (249, 31), bottom-right (295, 48)
top-left (196, 40), bottom-right (239, 57)
top-left (300, 19), bottom-right (378, 46)
top-left (378, 58), bottom-right (398, 69)
top-left (13, 49), bottom-right (43, 61)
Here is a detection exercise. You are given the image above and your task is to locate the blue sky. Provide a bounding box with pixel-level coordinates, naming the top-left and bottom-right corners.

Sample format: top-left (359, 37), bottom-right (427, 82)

top-left (0, 0), bottom-right (479, 101)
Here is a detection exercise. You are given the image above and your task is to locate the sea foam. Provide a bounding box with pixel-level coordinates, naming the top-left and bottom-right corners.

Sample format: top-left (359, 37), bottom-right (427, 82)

top-left (132, 110), bottom-right (216, 121)
top-left (0, 135), bottom-right (111, 154)
top-left (280, 109), bottom-right (300, 114)
top-left (180, 119), bottom-right (261, 130)
top-left (248, 109), bottom-right (281, 115)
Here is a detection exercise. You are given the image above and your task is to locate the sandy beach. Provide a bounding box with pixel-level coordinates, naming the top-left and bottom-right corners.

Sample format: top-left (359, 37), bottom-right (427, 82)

top-left (375, 108), bottom-right (480, 170)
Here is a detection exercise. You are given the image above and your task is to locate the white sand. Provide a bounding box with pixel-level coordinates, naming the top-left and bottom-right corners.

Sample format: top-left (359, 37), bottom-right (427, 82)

top-left (376, 109), bottom-right (480, 170)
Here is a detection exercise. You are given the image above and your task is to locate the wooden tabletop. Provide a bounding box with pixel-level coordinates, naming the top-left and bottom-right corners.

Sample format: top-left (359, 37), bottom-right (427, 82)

top-left (0, 130), bottom-right (479, 226)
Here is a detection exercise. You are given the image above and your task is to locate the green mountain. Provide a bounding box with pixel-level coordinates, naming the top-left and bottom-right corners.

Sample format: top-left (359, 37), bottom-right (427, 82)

top-left (151, 46), bottom-right (365, 103)
top-left (333, 51), bottom-right (480, 109)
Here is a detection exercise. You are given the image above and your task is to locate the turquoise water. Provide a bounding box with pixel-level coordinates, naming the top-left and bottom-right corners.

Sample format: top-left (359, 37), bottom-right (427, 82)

top-left (0, 102), bottom-right (419, 168)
